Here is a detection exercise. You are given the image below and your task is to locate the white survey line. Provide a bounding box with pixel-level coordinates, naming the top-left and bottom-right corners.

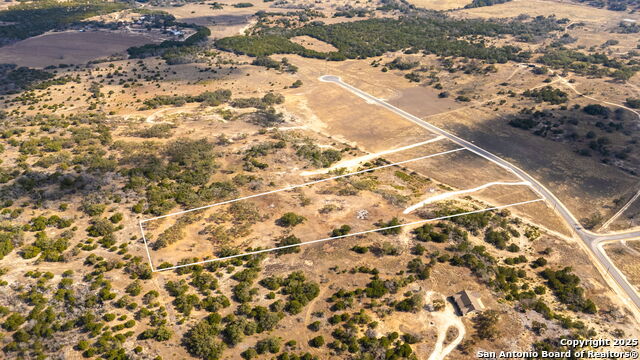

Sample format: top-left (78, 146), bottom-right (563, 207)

top-left (301, 136), bottom-right (445, 176)
top-left (321, 75), bottom-right (640, 315)
top-left (152, 198), bottom-right (543, 272)
top-left (319, 76), bottom-right (571, 225)
top-left (140, 148), bottom-right (465, 223)
top-left (139, 220), bottom-right (155, 272)
top-left (403, 181), bottom-right (531, 214)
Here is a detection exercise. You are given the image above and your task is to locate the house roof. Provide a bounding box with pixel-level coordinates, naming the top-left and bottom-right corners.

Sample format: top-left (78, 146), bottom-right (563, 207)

top-left (452, 290), bottom-right (484, 315)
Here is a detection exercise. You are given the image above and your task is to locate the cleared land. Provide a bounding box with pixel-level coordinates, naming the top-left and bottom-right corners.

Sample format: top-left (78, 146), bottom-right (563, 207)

top-left (149, 1), bottom-right (271, 39)
top-left (1, 2), bottom-right (640, 358)
top-left (140, 140), bottom-right (541, 269)
top-left (290, 36), bottom-right (339, 53)
top-left (455, 0), bottom-right (640, 23)
top-left (407, 0), bottom-right (472, 10)
top-left (0, 30), bottom-right (161, 67)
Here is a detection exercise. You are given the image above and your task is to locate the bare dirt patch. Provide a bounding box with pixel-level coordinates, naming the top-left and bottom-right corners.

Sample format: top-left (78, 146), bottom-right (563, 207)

top-left (454, 0), bottom-right (640, 24)
top-left (0, 1), bottom-right (18, 11)
top-left (407, 0), bottom-right (472, 11)
top-left (290, 35), bottom-right (338, 53)
top-left (150, 1), bottom-right (272, 38)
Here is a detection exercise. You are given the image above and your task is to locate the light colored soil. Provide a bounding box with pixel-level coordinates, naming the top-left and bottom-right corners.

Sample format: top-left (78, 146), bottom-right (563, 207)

top-left (423, 291), bottom-right (465, 360)
top-left (287, 82), bottom-right (436, 152)
top-left (0, 1), bottom-right (17, 10)
top-left (454, 0), bottom-right (640, 24)
top-left (0, 30), bottom-right (161, 67)
top-left (150, 1), bottom-right (271, 39)
top-left (407, 0), bottom-right (472, 11)
top-left (290, 35), bottom-right (339, 53)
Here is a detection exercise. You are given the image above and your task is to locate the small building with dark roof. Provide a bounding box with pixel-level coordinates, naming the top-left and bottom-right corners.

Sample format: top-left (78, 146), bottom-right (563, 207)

top-left (452, 290), bottom-right (485, 316)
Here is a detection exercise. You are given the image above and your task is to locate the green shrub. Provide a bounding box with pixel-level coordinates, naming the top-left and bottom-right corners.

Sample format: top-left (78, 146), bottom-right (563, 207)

top-left (277, 212), bottom-right (306, 227)
top-left (309, 335), bottom-right (324, 347)
top-left (625, 98), bottom-right (640, 108)
top-left (2, 313), bottom-right (25, 331)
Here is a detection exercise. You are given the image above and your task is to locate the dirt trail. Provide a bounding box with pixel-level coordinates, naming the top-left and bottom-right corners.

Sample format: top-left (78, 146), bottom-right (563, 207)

top-left (424, 291), bottom-right (466, 360)
top-left (403, 181), bottom-right (531, 214)
top-left (506, 65), bottom-right (522, 81)
top-left (300, 136), bottom-right (444, 176)
top-left (557, 75), bottom-right (640, 122)
top-left (145, 104), bottom-right (202, 124)
top-left (146, 108), bottom-right (178, 124)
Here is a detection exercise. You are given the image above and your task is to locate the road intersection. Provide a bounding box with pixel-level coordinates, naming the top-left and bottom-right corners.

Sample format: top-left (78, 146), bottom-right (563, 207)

top-left (320, 75), bottom-right (640, 317)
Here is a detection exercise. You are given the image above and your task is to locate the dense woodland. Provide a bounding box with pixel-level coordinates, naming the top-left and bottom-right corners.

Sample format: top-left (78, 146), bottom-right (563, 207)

top-left (464, 0), bottom-right (514, 8)
top-left (216, 15), bottom-right (563, 63)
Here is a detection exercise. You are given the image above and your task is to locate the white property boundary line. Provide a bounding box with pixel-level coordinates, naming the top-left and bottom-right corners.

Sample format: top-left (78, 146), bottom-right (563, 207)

top-left (152, 198), bottom-right (544, 272)
top-left (300, 136), bottom-right (445, 176)
top-left (139, 147), bottom-right (466, 271)
top-left (402, 181), bottom-right (531, 214)
top-left (141, 148), bottom-right (465, 223)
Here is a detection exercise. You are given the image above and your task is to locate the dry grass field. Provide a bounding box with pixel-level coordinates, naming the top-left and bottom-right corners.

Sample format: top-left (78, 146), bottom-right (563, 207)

top-left (12, 46), bottom-right (634, 233)
top-left (608, 198), bottom-right (640, 230)
top-left (605, 241), bottom-right (640, 289)
top-left (455, 0), bottom-right (640, 24)
top-left (149, 1), bottom-right (272, 38)
top-left (271, 56), bottom-right (635, 233)
top-left (290, 36), bottom-right (339, 53)
top-left (455, 0), bottom-right (640, 50)
top-left (0, 30), bottom-right (162, 68)
top-left (406, 0), bottom-right (472, 10)
top-left (1, 1), bottom-right (639, 358)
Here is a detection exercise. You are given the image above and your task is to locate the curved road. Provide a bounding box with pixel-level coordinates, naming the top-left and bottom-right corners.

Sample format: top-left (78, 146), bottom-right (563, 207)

top-left (320, 75), bottom-right (640, 315)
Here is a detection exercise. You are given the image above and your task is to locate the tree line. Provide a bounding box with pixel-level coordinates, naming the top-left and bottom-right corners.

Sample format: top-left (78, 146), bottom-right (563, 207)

top-left (216, 15), bottom-right (564, 64)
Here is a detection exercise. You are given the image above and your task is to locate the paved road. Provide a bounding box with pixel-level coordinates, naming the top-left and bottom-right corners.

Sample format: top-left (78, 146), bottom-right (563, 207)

top-left (320, 75), bottom-right (640, 314)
